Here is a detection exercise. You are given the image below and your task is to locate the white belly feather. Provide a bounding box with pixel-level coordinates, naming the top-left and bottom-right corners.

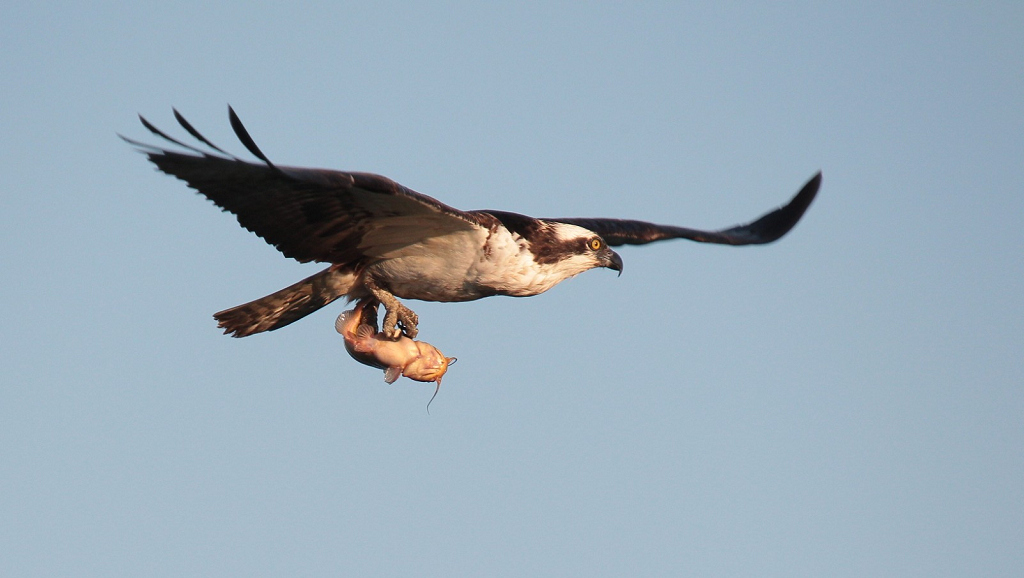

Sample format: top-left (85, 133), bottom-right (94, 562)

top-left (368, 227), bottom-right (580, 302)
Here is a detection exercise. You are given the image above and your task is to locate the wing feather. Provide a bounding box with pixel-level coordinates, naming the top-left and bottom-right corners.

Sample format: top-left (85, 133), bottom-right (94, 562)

top-left (173, 108), bottom-right (231, 156)
top-left (551, 172), bottom-right (821, 246)
top-left (126, 108), bottom-right (820, 262)
top-left (125, 108), bottom-right (488, 264)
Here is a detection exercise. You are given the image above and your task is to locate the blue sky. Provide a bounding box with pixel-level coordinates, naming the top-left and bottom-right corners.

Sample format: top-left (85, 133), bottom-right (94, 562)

top-left (3, 2), bottom-right (1022, 576)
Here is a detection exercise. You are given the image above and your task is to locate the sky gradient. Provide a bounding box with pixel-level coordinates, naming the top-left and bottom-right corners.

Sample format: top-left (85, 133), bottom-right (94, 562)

top-left (3, 2), bottom-right (1022, 576)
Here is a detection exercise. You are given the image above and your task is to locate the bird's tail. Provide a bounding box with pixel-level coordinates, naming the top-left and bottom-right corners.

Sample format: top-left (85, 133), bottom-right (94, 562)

top-left (214, 266), bottom-right (358, 337)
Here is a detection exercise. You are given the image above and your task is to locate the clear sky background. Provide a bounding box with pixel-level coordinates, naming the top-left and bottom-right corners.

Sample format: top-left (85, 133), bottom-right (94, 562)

top-left (2, 2), bottom-right (1022, 576)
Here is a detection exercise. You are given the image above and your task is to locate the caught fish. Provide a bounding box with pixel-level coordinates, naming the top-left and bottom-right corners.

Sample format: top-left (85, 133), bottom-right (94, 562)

top-left (336, 299), bottom-right (455, 408)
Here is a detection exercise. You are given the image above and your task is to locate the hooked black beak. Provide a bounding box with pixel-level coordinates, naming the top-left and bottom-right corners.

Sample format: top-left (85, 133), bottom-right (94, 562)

top-left (605, 250), bottom-right (623, 277)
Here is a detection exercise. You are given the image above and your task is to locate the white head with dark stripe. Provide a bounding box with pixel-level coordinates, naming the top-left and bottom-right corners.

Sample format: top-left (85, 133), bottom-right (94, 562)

top-left (535, 221), bottom-right (623, 277)
top-left (483, 211), bottom-right (623, 295)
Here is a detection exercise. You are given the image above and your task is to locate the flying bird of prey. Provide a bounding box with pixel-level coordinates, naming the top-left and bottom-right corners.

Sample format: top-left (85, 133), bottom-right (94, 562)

top-left (123, 108), bottom-right (821, 339)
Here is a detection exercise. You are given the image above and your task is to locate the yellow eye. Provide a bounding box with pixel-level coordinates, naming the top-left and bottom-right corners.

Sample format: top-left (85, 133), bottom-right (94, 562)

top-left (589, 238), bottom-right (602, 251)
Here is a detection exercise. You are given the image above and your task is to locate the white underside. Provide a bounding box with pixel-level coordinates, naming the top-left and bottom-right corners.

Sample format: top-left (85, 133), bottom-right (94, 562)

top-left (365, 227), bottom-right (597, 302)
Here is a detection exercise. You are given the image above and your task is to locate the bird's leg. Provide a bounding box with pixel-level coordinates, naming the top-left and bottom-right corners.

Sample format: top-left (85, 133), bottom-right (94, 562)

top-left (363, 277), bottom-right (419, 340)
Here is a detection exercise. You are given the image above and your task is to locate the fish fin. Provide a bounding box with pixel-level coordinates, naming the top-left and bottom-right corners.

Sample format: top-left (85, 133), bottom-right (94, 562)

top-left (384, 366), bottom-right (402, 384)
top-left (351, 325), bottom-right (376, 352)
top-left (355, 324), bottom-right (375, 340)
top-left (335, 311), bottom-right (354, 334)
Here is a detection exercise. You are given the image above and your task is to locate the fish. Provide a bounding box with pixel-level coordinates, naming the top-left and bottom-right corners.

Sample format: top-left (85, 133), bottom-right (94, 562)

top-left (336, 299), bottom-right (455, 409)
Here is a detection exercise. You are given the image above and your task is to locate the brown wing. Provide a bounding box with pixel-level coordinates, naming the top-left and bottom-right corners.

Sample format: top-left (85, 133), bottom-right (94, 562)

top-left (550, 172), bottom-right (821, 247)
top-left (122, 107), bottom-right (488, 265)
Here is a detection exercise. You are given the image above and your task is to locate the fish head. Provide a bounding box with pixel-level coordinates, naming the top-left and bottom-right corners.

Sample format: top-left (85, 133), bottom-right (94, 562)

top-left (402, 342), bottom-right (454, 383)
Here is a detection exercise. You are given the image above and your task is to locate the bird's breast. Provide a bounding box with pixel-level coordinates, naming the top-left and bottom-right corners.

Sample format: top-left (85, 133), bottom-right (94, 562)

top-left (366, 227), bottom-right (555, 302)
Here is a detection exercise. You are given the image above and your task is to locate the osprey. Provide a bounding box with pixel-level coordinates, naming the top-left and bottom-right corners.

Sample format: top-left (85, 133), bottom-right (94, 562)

top-left (123, 108), bottom-right (821, 339)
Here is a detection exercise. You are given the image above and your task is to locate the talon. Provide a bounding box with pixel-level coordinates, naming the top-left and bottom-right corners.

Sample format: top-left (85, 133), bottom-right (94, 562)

top-left (398, 307), bottom-right (419, 339)
top-left (364, 275), bottom-right (420, 340)
top-left (380, 308), bottom-right (402, 340)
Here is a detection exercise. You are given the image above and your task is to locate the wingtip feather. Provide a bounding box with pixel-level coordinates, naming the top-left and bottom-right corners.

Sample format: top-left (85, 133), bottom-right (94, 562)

top-left (174, 108), bottom-right (231, 155)
top-left (227, 105), bottom-right (276, 168)
top-left (136, 113), bottom-right (210, 156)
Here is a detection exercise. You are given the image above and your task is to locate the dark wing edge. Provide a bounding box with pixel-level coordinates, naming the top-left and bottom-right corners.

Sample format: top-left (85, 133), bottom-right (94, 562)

top-left (120, 107), bottom-right (490, 263)
top-left (551, 172), bottom-right (822, 247)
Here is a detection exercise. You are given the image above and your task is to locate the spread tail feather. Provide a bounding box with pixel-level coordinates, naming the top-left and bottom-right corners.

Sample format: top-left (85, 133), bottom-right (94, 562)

top-left (214, 266), bottom-right (357, 337)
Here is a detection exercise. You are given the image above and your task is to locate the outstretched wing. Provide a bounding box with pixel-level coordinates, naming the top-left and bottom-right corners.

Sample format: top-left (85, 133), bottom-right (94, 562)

top-left (550, 172), bottom-right (821, 247)
top-left (122, 107), bottom-right (488, 264)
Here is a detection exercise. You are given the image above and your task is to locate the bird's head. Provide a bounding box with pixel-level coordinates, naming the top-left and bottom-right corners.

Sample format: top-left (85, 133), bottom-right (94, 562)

top-left (538, 223), bottom-right (623, 278)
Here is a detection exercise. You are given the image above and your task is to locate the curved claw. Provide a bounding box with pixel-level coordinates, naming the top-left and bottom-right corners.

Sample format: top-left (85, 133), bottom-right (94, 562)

top-left (379, 303), bottom-right (418, 340)
top-left (398, 307), bottom-right (419, 339)
top-left (380, 309), bottom-right (401, 340)
top-left (364, 276), bottom-right (420, 340)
